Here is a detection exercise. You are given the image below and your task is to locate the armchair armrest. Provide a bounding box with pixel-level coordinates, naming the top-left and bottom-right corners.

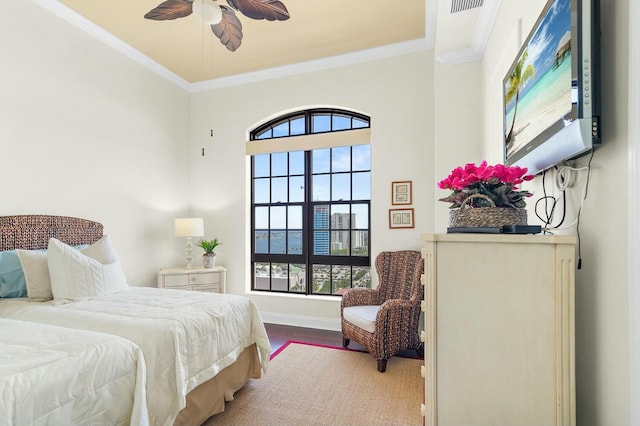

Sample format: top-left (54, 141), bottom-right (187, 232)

top-left (373, 299), bottom-right (422, 358)
top-left (377, 298), bottom-right (420, 318)
top-left (341, 288), bottom-right (379, 309)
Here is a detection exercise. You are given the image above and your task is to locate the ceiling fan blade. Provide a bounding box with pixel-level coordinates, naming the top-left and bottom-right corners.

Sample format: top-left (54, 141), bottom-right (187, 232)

top-left (212, 6), bottom-right (243, 52)
top-left (226, 0), bottom-right (289, 21)
top-left (144, 0), bottom-right (194, 20)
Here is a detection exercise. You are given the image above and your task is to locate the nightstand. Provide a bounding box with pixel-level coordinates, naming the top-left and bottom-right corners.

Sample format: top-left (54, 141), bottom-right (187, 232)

top-left (157, 266), bottom-right (227, 293)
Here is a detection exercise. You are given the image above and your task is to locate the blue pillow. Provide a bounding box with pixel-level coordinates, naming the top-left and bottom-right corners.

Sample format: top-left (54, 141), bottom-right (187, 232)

top-left (0, 250), bottom-right (27, 298)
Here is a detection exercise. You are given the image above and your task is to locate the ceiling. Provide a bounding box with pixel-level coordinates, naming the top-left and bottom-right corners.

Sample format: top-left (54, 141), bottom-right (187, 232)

top-left (39, 0), bottom-right (501, 89)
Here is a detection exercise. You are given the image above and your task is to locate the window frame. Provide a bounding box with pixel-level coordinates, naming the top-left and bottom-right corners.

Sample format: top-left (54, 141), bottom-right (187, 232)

top-left (250, 108), bottom-right (371, 296)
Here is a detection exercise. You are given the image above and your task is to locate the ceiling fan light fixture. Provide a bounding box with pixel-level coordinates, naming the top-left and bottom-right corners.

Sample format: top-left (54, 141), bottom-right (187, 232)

top-left (192, 0), bottom-right (223, 25)
top-left (144, 0), bottom-right (289, 52)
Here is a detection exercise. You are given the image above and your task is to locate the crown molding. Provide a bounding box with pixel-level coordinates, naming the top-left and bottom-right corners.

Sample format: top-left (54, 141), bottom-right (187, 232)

top-left (436, 46), bottom-right (484, 65)
top-left (436, 0), bottom-right (501, 65)
top-left (191, 38), bottom-right (432, 92)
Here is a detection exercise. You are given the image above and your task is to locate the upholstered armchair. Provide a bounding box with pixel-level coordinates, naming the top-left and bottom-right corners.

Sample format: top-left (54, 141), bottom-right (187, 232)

top-left (341, 250), bottom-right (424, 372)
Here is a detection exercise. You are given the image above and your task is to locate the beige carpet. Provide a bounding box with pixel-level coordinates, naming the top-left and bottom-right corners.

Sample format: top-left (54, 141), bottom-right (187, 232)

top-left (204, 341), bottom-right (423, 426)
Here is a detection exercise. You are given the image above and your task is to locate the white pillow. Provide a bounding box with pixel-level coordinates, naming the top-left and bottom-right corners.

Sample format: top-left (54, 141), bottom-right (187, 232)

top-left (48, 235), bottom-right (128, 301)
top-left (15, 236), bottom-right (112, 302)
top-left (16, 250), bottom-right (52, 302)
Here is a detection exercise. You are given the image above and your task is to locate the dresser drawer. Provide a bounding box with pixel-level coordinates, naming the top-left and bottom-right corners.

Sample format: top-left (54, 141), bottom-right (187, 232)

top-left (164, 274), bottom-right (189, 287)
top-left (189, 272), bottom-right (221, 285)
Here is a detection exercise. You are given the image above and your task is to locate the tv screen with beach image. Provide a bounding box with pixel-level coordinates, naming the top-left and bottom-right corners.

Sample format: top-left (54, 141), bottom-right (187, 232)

top-left (504, 0), bottom-right (574, 161)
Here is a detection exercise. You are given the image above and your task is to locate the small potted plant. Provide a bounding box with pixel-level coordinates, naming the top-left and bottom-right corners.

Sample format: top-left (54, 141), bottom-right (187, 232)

top-left (197, 238), bottom-right (222, 268)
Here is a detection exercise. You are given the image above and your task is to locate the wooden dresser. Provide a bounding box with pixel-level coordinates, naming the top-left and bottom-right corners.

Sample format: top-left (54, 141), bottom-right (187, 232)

top-left (420, 233), bottom-right (576, 426)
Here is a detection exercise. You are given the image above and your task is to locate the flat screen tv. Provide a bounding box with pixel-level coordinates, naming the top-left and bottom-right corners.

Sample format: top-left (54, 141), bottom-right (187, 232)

top-left (503, 0), bottom-right (600, 175)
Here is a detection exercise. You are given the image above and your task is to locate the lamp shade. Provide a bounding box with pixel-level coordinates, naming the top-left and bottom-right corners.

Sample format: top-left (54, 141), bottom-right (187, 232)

top-left (174, 218), bottom-right (205, 237)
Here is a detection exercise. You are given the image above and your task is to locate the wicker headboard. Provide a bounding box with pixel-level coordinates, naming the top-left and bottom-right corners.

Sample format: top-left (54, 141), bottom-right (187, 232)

top-left (0, 215), bottom-right (103, 251)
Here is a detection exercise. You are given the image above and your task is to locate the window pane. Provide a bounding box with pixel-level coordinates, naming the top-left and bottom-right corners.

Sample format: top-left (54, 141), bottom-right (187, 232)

top-left (271, 177), bottom-right (287, 203)
top-left (353, 266), bottom-right (371, 288)
top-left (256, 129), bottom-right (272, 140)
top-left (254, 262), bottom-right (270, 290)
top-left (351, 204), bottom-right (369, 228)
top-left (289, 151), bottom-right (305, 175)
top-left (255, 230), bottom-right (268, 254)
top-left (269, 231), bottom-right (286, 254)
top-left (289, 176), bottom-right (304, 202)
top-left (271, 263), bottom-right (289, 291)
top-left (352, 145), bottom-right (370, 171)
top-left (331, 231), bottom-right (349, 255)
top-left (331, 174), bottom-right (350, 201)
top-left (352, 172), bottom-right (370, 200)
top-left (312, 148), bottom-right (330, 173)
top-left (254, 154), bottom-right (270, 177)
top-left (332, 265), bottom-right (351, 295)
top-left (313, 231), bottom-right (329, 255)
top-left (255, 206), bottom-right (269, 228)
top-left (288, 205), bottom-right (302, 229)
top-left (331, 205), bottom-right (350, 228)
top-left (290, 117), bottom-right (305, 136)
top-left (312, 175), bottom-right (330, 201)
top-left (254, 178), bottom-right (270, 203)
top-left (270, 206), bottom-right (286, 229)
top-left (272, 152), bottom-right (287, 176)
top-left (272, 122), bottom-right (289, 138)
top-left (352, 230), bottom-right (369, 257)
top-left (313, 205), bottom-right (329, 229)
top-left (332, 114), bottom-right (351, 131)
top-left (289, 264), bottom-right (306, 292)
top-left (352, 118), bottom-right (369, 129)
top-left (288, 231), bottom-right (302, 254)
top-left (313, 265), bottom-right (331, 294)
top-left (332, 146), bottom-right (350, 173)
top-left (312, 114), bottom-right (330, 133)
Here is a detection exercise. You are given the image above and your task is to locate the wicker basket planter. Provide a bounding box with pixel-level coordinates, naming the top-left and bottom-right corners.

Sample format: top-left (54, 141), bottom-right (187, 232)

top-left (448, 194), bottom-right (527, 228)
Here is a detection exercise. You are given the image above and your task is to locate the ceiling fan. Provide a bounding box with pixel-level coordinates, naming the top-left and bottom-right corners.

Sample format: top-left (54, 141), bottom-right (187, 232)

top-left (144, 0), bottom-right (290, 52)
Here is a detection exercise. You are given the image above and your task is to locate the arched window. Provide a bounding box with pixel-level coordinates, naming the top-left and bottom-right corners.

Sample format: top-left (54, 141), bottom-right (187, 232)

top-left (249, 108), bottom-right (371, 295)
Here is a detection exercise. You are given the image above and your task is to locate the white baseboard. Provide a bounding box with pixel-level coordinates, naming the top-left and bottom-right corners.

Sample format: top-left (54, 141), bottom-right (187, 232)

top-left (261, 312), bottom-right (341, 332)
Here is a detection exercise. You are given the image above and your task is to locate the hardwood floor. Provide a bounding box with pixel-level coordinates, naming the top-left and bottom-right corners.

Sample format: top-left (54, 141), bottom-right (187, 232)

top-left (264, 323), bottom-right (353, 352)
top-left (264, 323), bottom-right (420, 359)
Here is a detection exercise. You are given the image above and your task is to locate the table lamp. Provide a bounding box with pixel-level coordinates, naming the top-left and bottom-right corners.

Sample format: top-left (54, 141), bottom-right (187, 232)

top-left (175, 218), bottom-right (204, 268)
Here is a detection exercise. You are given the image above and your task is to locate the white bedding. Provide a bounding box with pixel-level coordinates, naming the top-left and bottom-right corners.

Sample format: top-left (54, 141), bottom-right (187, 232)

top-left (0, 287), bottom-right (271, 426)
top-left (0, 318), bottom-right (148, 426)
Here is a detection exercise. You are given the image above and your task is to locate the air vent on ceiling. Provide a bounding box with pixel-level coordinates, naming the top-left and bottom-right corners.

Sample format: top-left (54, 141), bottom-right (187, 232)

top-left (451, 0), bottom-right (484, 13)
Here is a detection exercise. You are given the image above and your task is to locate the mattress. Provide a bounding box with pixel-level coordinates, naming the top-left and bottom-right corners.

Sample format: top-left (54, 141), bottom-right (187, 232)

top-left (0, 287), bottom-right (271, 426)
top-left (0, 318), bottom-right (148, 426)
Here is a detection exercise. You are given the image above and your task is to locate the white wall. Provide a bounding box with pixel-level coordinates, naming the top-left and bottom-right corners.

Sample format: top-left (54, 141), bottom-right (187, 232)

top-left (0, 1), bottom-right (191, 285)
top-left (480, 0), bottom-right (631, 424)
top-left (189, 51), bottom-right (435, 328)
top-left (433, 60), bottom-right (484, 231)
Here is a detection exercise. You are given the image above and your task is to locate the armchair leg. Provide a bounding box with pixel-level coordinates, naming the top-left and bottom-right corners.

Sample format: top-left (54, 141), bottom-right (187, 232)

top-left (342, 337), bottom-right (350, 348)
top-left (377, 359), bottom-right (387, 373)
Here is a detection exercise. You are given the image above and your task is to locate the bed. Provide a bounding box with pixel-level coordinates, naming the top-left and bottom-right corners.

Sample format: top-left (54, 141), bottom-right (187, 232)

top-left (0, 317), bottom-right (148, 426)
top-left (0, 215), bottom-right (271, 426)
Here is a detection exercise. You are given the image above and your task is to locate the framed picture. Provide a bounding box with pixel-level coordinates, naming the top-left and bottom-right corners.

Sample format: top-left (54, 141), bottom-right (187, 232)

top-left (391, 181), bottom-right (412, 205)
top-left (389, 208), bottom-right (414, 229)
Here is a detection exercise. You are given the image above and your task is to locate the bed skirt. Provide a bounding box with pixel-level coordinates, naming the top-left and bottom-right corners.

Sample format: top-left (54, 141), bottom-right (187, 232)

top-left (174, 344), bottom-right (262, 426)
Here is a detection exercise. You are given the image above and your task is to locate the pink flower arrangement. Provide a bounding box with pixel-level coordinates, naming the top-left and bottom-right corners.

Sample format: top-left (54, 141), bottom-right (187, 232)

top-left (438, 161), bottom-right (534, 209)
